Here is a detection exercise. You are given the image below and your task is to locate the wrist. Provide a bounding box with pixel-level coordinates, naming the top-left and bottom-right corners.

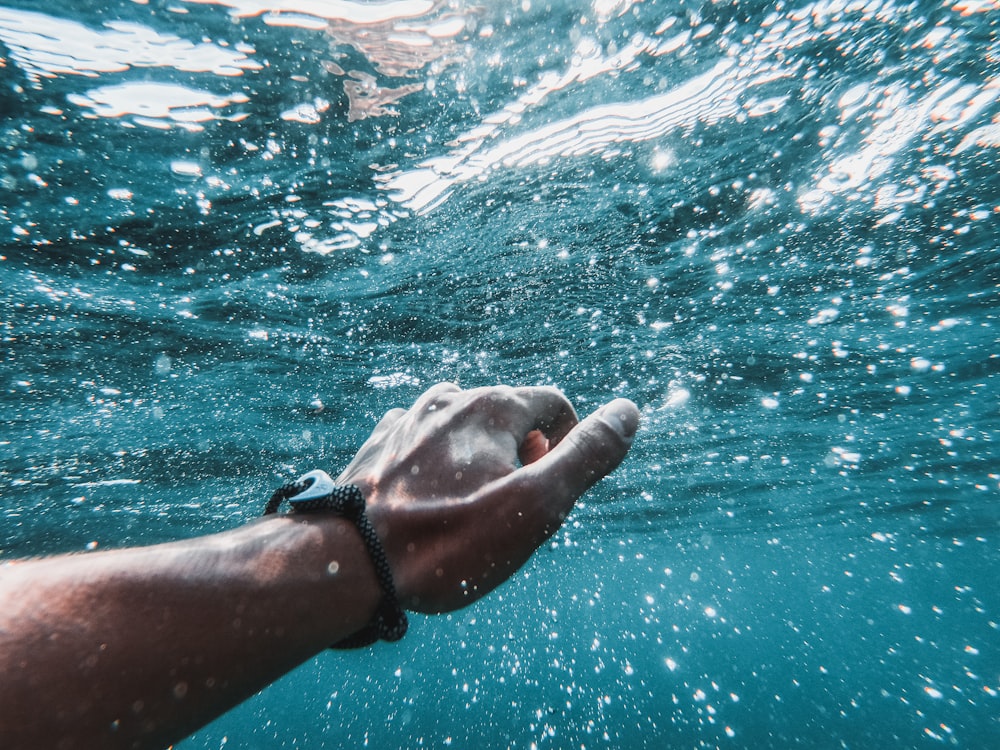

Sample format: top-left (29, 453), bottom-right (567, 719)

top-left (262, 472), bottom-right (408, 647)
top-left (233, 516), bottom-right (383, 650)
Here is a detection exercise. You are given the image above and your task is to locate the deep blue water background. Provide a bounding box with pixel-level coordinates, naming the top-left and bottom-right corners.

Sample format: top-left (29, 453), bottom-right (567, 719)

top-left (2, 0), bottom-right (999, 747)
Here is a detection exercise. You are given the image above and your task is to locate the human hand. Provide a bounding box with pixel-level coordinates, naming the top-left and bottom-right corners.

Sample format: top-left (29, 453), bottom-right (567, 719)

top-left (337, 383), bottom-right (639, 613)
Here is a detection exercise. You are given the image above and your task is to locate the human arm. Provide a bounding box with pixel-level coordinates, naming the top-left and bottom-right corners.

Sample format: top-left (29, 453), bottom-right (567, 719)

top-left (0, 515), bottom-right (381, 750)
top-left (0, 384), bottom-right (639, 749)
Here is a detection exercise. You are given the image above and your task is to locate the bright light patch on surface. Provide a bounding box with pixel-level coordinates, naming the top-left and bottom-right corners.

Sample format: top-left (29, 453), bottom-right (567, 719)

top-left (68, 82), bottom-right (249, 129)
top-left (0, 7), bottom-right (260, 81)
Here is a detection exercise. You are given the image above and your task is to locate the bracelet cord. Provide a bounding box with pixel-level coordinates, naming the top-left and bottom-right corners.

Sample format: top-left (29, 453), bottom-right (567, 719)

top-left (264, 477), bottom-right (408, 649)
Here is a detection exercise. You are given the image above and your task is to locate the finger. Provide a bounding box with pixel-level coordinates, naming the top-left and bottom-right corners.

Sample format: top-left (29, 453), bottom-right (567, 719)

top-left (517, 429), bottom-right (549, 465)
top-left (509, 398), bottom-right (639, 511)
top-left (369, 407), bottom-right (407, 438)
top-left (510, 385), bottom-right (579, 445)
top-left (411, 382), bottom-right (462, 412)
top-left (460, 385), bottom-right (577, 445)
top-left (439, 386), bottom-right (577, 458)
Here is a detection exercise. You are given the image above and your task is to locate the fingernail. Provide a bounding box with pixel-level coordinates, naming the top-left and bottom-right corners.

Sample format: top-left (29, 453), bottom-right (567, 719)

top-left (603, 399), bottom-right (639, 439)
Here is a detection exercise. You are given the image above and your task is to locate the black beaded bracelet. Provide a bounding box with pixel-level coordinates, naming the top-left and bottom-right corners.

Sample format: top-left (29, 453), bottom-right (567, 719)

top-left (264, 469), bottom-right (408, 649)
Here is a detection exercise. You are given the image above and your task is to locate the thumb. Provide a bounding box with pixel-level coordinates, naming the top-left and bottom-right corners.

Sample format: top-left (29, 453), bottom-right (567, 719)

top-left (516, 397), bottom-right (639, 514)
top-left (419, 398), bottom-right (638, 611)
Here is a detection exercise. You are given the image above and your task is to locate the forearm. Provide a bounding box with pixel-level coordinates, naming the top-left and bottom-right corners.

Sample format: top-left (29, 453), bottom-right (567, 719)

top-left (0, 515), bottom-right (381, 750)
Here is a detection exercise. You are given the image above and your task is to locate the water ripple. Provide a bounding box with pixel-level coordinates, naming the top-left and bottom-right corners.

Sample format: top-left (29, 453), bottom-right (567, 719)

top-left (0, 7), bottom-right (260, 81)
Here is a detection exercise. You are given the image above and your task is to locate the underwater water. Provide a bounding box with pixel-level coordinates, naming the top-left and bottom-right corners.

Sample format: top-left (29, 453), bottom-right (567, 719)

top-left (2, 0), bottom-right (999, 747)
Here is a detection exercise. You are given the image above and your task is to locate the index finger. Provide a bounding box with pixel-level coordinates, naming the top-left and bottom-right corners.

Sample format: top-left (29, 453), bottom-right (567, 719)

top-left (463, 385), bottom-right (579, 447)
top-left (511, 386), bottom-right (579, 446)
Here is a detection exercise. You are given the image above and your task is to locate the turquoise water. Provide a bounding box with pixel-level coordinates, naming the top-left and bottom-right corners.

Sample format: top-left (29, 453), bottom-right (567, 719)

top-left (2, 0), bottom-right (999, 747)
